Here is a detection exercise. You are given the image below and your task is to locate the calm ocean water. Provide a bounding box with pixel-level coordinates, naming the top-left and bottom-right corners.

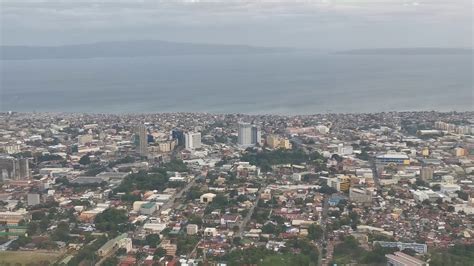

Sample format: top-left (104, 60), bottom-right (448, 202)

top-left (1, 52), bottom-right (472, 114)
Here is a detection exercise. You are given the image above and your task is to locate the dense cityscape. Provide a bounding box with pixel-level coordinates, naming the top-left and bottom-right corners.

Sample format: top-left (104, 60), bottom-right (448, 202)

top-left (0, 111), bottom-right (473, 266)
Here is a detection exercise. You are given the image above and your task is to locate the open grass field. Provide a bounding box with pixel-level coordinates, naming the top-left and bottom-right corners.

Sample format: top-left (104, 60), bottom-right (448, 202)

top-left (0, 251), bottom-right (61, 265)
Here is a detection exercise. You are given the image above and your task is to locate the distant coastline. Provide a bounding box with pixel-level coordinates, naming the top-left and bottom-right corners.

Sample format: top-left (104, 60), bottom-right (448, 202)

top-left (0, 40), bottom-right (288, 60)
top-left (336, 48), bottom-right (473, 55)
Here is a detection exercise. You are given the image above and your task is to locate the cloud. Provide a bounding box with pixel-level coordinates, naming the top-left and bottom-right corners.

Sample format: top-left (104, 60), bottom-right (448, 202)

top-left (1, 0), bottom-right (472, 48)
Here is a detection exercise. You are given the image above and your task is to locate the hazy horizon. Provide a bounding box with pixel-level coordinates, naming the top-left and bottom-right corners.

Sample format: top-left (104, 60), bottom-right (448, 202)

top-left (1, 0), bottom-right (472, 49)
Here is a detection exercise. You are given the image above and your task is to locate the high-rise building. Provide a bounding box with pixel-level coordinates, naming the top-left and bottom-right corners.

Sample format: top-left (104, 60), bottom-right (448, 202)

top-left (238, 123), bottom-right (252, 147)
top-left (185, 132), bottom-right (201, 150)
top-left (0, 156), bottom-right (30, 181)
top-left (238, 122), bottom-right (260, 147)
top-left (19, 158), bottom-right (29, 179)
top-left (251, 125), bottom-right (261, 146)
top-left (135, 124), bottom-right (148, 157)
top-left (171, 129), bottom-right (185, 146)
top-left (420, 166), bottom-right (434, 181)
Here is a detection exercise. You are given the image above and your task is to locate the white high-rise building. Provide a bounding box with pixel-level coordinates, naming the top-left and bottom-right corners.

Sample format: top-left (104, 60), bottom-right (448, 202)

top-left (238, 123), bottom-right (252, 146)
top-left (185, 132), bottom-right (202, 150)
top-left (135, 124), bottom-right (148, 157)
top-left (238, 122), bottom-right (260, 147)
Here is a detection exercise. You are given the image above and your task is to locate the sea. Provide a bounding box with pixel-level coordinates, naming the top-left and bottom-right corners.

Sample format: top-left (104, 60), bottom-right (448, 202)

top-left (1, 52), bottom-right (472, 115)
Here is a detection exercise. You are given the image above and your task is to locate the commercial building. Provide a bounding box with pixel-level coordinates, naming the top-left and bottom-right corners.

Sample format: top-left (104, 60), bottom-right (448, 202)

top-left (337, 143), bottom-right (353, 155)
top-left (200, 193), bottom-right (217, 203)
top-left (78, 134), bottom-right (93, 145)
top-left (186, 224), bottom-right (199, 235)
top-left (420, 167), bottom-right (433, 181)
top-left (266, 135), bottom-right (280, 149)
top-left (185, 132), bottom-right (202, 150)
top-left (374, 241), bottom-right (427, 254)
top-left (375, 153), bottom-right (410, 165)
top-left (27, 193), bottom-right (41, 206)
top-left (160, 240), bottom-right (177, 256)
top-left (0, 210), bottom-right (30, 225)
top-left (266, 135), bottom-right (292, 150)
top-left (327, 175), bottom-right (351, 192)
top-left (140, 202), bottom-right (157, 215)
top-left (349, 188), bottom-right (372, 204)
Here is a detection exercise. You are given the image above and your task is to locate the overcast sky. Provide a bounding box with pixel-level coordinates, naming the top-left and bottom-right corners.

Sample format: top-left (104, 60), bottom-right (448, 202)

top-left (1, 0), bottom-right (472, 49)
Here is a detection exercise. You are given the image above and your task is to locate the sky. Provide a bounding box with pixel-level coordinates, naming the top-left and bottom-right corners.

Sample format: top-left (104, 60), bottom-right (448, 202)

top-left (0, 0), bottom-right (472, 49)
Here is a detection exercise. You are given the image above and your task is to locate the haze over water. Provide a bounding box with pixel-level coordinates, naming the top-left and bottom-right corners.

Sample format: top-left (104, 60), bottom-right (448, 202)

top-left (1, 52), bottom-right (472, 114)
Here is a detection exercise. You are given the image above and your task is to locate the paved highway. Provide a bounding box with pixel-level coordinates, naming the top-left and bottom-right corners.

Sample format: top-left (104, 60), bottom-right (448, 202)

top-left (237, 188), bottom-right (262, 238)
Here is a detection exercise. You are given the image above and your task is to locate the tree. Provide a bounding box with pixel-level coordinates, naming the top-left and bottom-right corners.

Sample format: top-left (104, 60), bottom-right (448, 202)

top-left (27, 222), bottom-right (39, 236)
top-left (154, 247), bottom-right (166, 259)
top-left (51, 221), bottom-right (70, 242)
top-left (186, 187), bottom-right (202, 201)
top-left (102, 257), bottom-right (119, 266)
top-left (187, 214), bottom-right (203, 226)
top-left (39, 216), bottom-right (50, 232)
top-left (457, 190), bottom-right (469, 201)
top-left (135, 251), bottom-right (146, 261)
top-left (9, 236), bottom-right (32, 250)
top-left (233, 237), bottom-right (242, 246)
top-left (422, 199), bottom-right (431, 205)
top-left (31, 211), bottom-right (46, 221)
top-left (319, 185), bottom-right (337, 195)
top-left (94, 208), bottom-right (130, 233)
top-left (308, 224), bottom-right (323, 241)
top-left (402, 248), bottom-right (417, 256)
top-left (79, 154), bottom-right (91, 165)
top-left (356, 150), bottom-right (370, 161)
top-left (145, 234), bottom-right (160, 248)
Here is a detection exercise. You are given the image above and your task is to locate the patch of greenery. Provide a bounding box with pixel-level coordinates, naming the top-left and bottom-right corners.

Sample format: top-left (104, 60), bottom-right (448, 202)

top-left (155, 160), bottom-right (188, 172)
top-left (332, 236), bottom-right (398, 265)
top-left (430, 244), bottom-right (474, 266)
top-left (94, 208), bottom-right (131, 233)
top-left (68, 236), bottom-right (108, 266)
top-left (176, 234), bottom-right (200, 255)
top-left (241, 149), bottom-right (324, 172)
top-left (223, 241), bottom-right (318, 266)
top-left (115, 171), bottom-right (168, 193)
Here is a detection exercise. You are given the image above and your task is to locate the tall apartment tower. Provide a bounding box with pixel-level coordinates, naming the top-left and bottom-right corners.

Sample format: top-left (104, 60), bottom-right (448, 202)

top-left (0, 156), bottom-right (30, 181)
top-left (135, 124), bottom-right (148, 157)
top-left (171, 129), bottom-right (185, 146)
top-left (238, 123), bottom-right (252, 147)
top-left (185, 132), bottom-right (202, 150)
top-left (19, 158), bottom-right (30, 179)
top-left (251, 125), bottom-right (261, 145)
top-left (238, 122), bottom-right (260, 147)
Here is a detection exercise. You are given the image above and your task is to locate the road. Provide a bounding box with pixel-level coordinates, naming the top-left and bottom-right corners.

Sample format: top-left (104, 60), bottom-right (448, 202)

top-left (317, 195), bottom-right (329, 266)
top-left (369, 158), bottom-right (382, 192)
top-left (237, 188), bottom-right (262, 238)
top-left (156, 176), bottom-right (200, 216)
